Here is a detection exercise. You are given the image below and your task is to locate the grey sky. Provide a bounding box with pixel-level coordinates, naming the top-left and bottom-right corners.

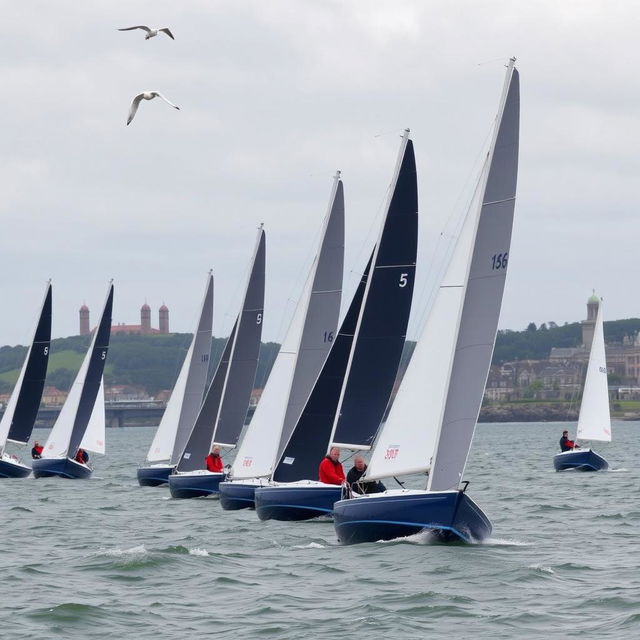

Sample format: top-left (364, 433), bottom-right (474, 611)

top-left (2, 1), bottom-right (638, 345)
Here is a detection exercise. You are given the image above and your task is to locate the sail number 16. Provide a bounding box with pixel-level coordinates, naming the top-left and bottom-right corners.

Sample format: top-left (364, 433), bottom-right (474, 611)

top-left (491, 253), bottom-right (508, 270)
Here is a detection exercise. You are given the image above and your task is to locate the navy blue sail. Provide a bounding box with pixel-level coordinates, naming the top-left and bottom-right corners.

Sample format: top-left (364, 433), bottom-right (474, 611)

top-left (0, 282), bottom-right (52, 478)
top-left (6, 283), bottom-right (52, 445)
top-left (272, 253), bottom-right (372, 483)
top-left (67, 286), bottom-right (113, 457)
top-left (330, 134), bottom-right (417, 449)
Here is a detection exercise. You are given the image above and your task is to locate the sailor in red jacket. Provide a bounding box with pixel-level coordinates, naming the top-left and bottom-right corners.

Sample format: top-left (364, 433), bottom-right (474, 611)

top-left (205, 445), bottom-right (224, 472)
top-left (318, 446), bottom-right (345, 485)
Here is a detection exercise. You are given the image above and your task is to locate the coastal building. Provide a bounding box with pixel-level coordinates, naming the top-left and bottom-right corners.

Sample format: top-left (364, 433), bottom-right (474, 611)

top-left (80, 303), bottom-right (170, 335)
top-left (486, 293), bottom-right (640, 402)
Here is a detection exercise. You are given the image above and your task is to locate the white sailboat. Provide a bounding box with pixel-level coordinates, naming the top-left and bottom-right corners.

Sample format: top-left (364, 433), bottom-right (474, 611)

top-left (218, 174), bottom-right (344, 509)
top-left (32, 282), bottom-right (114, 480)
top-left (334, 58), bottom-right (520, 544)
top-left (554, 296), bottom-right (611, 471)
top-left (0, 281), bottom-right (52, 478)
top-left (137, 273), bottom-right (213, 486)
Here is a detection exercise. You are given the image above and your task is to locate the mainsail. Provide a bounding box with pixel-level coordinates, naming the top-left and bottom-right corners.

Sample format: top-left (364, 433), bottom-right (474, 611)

top-left (145, 273), bottom-right (213, 464)
top-left (427, 60), bottom-right (520, 493)
top-left (576, 299), bottom-right (611, 443)
top-left (43, 282), bottom-right (114, 459)
top-left (176, 227), bottom-right (266, 471)
top-left (0, 281), bottom-right (52, 449)
top-left (232, 176), bottom-right (344, 480)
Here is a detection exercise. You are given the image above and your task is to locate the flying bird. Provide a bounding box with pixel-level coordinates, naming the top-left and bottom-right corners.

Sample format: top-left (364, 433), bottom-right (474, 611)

top-left (118, 25), bottom-right (175, 40)
top-left (127, 92), bottom-right (180, 125)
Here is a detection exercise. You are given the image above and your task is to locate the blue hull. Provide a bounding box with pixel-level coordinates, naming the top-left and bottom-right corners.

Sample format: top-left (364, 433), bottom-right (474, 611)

top-left (255, 484), bottom-right (343, 521)
top-left (168, 472), bottom-right (226, 498)
top-left (333, 490), bottom-right (492, 545)
top-left (554, 449), bottom-right (609, 471)
top-left (0, 458), bottom-right (31, 478)
top-left (32, 457), bottom-right (92, 480)
top-left (219, 481), bottom-right (258, 510)
top-left (137, 465), bottom-right (174, 486)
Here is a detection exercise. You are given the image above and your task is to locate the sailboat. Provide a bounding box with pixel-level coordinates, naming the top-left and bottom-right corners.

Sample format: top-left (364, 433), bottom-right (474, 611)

top-left (554, 297), bottom-right (610, 471)
top-left (168, 227), bottom-right (265, 498)
top-left (333, 58), bottom-right (520, 544)
top-left (0, 281), bottom-right (52, 478)
top-left (32, 282), bottom-right (114, 479)
top-left (137, 273), bottom-right (213, 486)
top-left (219, 176), bottom-right (344, 510)
top-left (254, 130), bottom-right (418, 521)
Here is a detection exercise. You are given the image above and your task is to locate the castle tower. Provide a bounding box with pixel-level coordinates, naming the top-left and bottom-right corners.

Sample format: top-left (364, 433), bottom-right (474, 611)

top-left (79, 304), bottom-right (90, 336)
top-left (141, 302), bottom-right (151, 333)
top-left (159, 304), bottom-right (169, 334)
top-left (581, 291), bottom-right (600, 348)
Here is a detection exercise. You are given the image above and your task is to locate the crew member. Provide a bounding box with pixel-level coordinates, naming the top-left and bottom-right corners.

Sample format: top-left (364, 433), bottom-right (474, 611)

top-left (205, 445), bottom-right (224, 472)
top-left (346, 455), bottom-right (385, 495)
top-left (559, 430), bottom-right (579, 452)
top-left (31, 441), bottom-right (44, 459)
top-left (319, 446), bottom-right (345, 485)
top-left (75, 448), bottom-right (89, 464)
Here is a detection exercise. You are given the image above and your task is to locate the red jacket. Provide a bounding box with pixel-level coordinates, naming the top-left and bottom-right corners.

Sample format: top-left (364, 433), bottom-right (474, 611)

top-left (206, 454), bottom-right (224, 472)
top-left (319, 456), bottom-right (345, 485)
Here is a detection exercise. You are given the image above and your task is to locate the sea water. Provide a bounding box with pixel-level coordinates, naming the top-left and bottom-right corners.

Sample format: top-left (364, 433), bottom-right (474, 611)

top-left (1, 422), bottom-right (639, 639)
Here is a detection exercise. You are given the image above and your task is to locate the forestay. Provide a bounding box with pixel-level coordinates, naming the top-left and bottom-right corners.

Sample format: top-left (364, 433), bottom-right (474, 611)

top-left (576, 300), bottom-right (611, 443)
top-left (428, 60), bottom-right (520, 493)
top-left (232, 177), bottom-right (344, 480)
top-left (145, 273), bottom-right (213, 464)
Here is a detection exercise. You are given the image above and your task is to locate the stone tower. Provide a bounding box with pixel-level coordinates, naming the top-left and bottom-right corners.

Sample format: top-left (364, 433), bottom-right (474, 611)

top-left (141, 303), bottom-right (151, 333)
top-left (581, 291), bottom-right (600, 348)
top-left (159, 304), bottom-right (169, 334)
top-left (79, 304), bottom-right (90, 336)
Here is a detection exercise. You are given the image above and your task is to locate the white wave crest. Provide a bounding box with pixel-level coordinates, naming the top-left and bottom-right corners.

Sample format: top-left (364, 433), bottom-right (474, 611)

top-left (485, 537), bottom-right (531, 546)
top-left (189, 548), bottom-right (210, 556)
top-left (293, 542), bottom-right (325, 549)
top-left (528, 563), bottom-right (554, 574)
top-left (97, 544), bottom-right (147, 557)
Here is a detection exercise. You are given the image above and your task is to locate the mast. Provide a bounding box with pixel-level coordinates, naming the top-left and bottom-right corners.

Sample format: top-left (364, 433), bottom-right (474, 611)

top-left (428, 58), bottom-right (520, 492)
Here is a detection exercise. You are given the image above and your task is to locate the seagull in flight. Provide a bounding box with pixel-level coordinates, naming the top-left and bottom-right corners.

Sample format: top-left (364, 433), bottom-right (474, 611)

top-left (127, 92), bottom-right (180, 125)
top-left (118, 25), bottom-right (175, 40)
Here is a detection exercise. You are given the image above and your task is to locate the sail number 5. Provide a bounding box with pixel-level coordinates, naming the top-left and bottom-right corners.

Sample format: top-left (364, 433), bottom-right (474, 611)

top-left (399, 273), bottom-right (408, 288)
top-left (491, 253), bottom-right (508, 270)
top-left (256, 313), bottom-right (262, 325)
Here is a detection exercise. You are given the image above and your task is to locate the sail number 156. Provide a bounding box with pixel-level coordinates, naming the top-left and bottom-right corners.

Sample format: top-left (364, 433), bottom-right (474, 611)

top-left (491, 253), bottom-right (508, 270)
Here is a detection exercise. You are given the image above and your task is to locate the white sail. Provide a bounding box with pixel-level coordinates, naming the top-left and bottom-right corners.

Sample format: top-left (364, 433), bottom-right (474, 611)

top-left (145, 273), bottom-right (213, 463)
top-left (79, 378), bottom-right (106, 454)
top-left (365, 175), bottom-right (485, 482)
top-left (576, 300), bottom-right (611, 442)
top-left (232, 269), bottom-right (313, 478)
top-left (427, 59), bottom-right (519, 492)
top-left (231, 177), bottom-right (343, 480)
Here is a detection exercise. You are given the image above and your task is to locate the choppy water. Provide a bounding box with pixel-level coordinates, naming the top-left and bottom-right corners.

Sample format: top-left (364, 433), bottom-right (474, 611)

top-left (2, 421), bottom-right (639, 639)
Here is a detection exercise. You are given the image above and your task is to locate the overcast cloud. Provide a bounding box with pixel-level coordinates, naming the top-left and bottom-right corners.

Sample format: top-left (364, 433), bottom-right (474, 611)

top-left (1, 0), bottom-right (638, 345)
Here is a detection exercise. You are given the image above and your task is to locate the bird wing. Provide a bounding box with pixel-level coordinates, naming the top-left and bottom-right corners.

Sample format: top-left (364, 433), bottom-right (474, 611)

top-left (155, 93), bottom-right (180, 110)
top-left (127, 94), bottom-right (145, 125)
top-left (159, 28), bottom-right (175, 40)
top-left (118, 25), bottom-right (151, 33)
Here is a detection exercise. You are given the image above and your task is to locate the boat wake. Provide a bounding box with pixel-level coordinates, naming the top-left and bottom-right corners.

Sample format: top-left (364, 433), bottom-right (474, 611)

top-left (484, 537), bottom-right (532, 547)
top-left (292, 542), bottom-right (325, 550)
